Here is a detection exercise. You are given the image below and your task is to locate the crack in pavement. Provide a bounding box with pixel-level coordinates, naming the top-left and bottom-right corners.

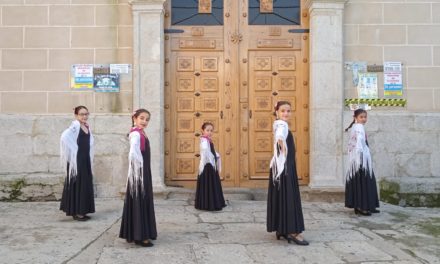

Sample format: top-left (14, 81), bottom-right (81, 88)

top-left (62, 216), bottom-right (122, 264)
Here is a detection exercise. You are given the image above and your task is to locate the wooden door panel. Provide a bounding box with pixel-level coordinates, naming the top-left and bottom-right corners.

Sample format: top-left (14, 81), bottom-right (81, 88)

top-left (165, 0), bottom-right (308, 188)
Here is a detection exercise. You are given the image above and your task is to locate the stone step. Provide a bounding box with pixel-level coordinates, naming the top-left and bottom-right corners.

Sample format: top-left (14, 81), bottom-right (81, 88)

top-left (0, 173), bottom-right (64, 201)
top-left (151, 186), bottom-right (344, 203)
top-left (380, 177), bottom-right (440, 207)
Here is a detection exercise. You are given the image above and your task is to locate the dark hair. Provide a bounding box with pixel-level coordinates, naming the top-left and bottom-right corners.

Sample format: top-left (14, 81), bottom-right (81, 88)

top-left (273, 101), bottom-right (291, 117)
top-left (131, 108), bottom-right (151, 127)
top-left (74, 105), bottom-right (88, 115)
top-left (345, 109), bottom-right (367, 132)
top-left (201, 122), bottom-right (214, 131)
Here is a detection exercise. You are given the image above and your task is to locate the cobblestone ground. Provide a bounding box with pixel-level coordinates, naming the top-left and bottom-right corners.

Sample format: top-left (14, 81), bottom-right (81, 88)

top-left (0, 193), bottom-right (439, 264)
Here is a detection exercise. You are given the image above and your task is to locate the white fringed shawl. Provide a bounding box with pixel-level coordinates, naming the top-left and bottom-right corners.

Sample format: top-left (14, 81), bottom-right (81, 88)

top-left (198, 137), bottom-right (221, 175)
top-left (346, 123), bottom-right (373, 181)
top-left (127, 131), bottom-right (144, 197)
top-left (270, 120), bottom-right (289, 182)
top-left (60, 120), bottom-right (94, 183)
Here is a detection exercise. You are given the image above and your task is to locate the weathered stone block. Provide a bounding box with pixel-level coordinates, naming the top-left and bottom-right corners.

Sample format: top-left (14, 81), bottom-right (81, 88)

top-left (359, 25), bottom-right (406, 45)
top-left (33, 116), bottom-right (71, 135)
top-left (0, 173), bottom-right (63, 201)
top-left (49, 5), bottom-right (94, 26)
top-left (32, 134), bottom-right (60, 156)
top-left (0, 114), bottom-right (35, 136)
top-left (380, 177), bottom-right (440, 207)
top-left (93, 115), bottom-right (131, 134)
top-left (396, 154), bottom-right (432, 177)
top-left (1, 92), bottom-right (47, 113)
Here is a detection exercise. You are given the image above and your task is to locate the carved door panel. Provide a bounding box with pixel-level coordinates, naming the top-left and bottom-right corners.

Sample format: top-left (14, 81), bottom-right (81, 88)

top-left (164, 0), bottom-right (309, 188)
top-left (238, 0), bottom-right (310, 187)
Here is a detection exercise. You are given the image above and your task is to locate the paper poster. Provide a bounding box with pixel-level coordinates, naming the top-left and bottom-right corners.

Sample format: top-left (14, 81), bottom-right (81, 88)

top-left (71, 64), bottom-right (94, 90)
top-left (384, 61), bottom-right (403, 96)
top-left (357, 73), bottom-right (378, 99)
top-left (351, 62), bottom-right (367, 86)
top-left (94, 74), bottom-right (120, 92)
top-left (110, 64), bottom-right (130, 74)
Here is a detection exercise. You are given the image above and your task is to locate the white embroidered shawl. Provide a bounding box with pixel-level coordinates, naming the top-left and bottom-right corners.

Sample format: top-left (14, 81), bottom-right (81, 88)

top-left (60, 120), bottom-right (94, 182)
top-left (127, 131), bottom-right (144, 197)
top-left (270, 120), bottom-right (289, 182)
top-left (346, 123), bottom-right (373, 181)
top-left (198, 137), bottom-right (221, 175)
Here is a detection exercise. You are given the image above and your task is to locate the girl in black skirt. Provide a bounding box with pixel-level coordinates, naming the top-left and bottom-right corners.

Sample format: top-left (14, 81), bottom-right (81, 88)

top-left (267, 101), bottom-right (308, 246)
top-left (345, 108), bottom-right (380, 216)
top-left (60, 105), bottom-right (95, 221)
top-left (195, 122), bottom-right (226, 211)
top-left (119, 109), bottom-right (157, 247)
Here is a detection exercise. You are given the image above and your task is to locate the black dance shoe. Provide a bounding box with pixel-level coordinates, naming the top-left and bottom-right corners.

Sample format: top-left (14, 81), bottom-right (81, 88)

top-left (73, 215), bottom-right (88, 221)
top-left (286, 235), bottom-right (309, 246)
top-left (371, 209), bottom-right (380, 213)
top-left (135, 241), bottom-right (154, 247)
top-left (354, 208), bottom-right (372, 216)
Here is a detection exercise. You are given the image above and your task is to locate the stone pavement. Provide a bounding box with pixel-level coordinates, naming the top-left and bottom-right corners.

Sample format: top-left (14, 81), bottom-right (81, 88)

top-left (0, 192), bottom-right (439, 264)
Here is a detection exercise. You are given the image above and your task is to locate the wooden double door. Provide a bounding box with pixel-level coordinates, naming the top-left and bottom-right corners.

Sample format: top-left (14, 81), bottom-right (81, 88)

top-left (164, 0), bottom-right (309, 188)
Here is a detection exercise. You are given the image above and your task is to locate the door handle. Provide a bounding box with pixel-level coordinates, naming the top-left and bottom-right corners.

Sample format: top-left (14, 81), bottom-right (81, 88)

top-left (272, 72), bottom-right (278, 76)
top-left (220, 111), bottom-right (223, 119)
top-left (272, 91), bottom-right (278, 96)
top-left (194, 112), bottom-right (201, 117)
top-left (194, 92), bottom-right (201, 96)
top-left (194, 72), bottom-right (201, 76)
top-left (249, 110), bottom-right (252, 119)
top-left (195, 132), bottom-right (201, 137)
top-left (195, 154), bottom-right (200, 157)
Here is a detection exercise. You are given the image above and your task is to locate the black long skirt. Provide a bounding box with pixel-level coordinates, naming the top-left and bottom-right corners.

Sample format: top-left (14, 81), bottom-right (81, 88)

top-left (267, 132), bottom-right (305, 235)
top-left (345, 167), bottom-right (379, 211)
top-left (119, 137), bottom-right (157, 242)
top-left (195, 164), bottom-right (226, 211)
top-left (60, 129), bottom-right (95, 216)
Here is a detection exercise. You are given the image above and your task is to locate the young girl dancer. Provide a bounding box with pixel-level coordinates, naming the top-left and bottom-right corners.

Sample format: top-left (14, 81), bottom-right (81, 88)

top-left (119, 109), bottom-right (157, 247)
top-left (267, 101), bottom-right (308, 245)
top-left (194, 122), bottom-right (226, 211)
top-left (345, 108), bottom-right (380, 216)
top-left (60, 105), bottom-right (95, 221)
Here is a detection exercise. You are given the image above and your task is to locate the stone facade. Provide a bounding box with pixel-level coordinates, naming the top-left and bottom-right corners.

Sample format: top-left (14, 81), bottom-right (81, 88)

top-left (0, 0), bottom-right (134, 114)
top-left (344, 0), bottom-right (440, 111)
top-left (0, 0), bottom-right (439, 204)
top-left (0, 114), bottom-right (133, 200)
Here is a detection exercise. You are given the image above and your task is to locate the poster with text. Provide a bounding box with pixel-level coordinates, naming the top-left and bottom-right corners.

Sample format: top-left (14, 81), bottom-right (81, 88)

top-left (94, 74), bottom-right (120, 92)
top-left (384, 61), bottom-right (403, 96)
top-left (71, 64), bottom-right (94, 90)
top-left (357, 73), bottom-right (378, 99)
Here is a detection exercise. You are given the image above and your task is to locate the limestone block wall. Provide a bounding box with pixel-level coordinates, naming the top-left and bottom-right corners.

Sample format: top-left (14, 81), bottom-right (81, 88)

top-left (344, 0), bottom-right (440, 111)
top-left (343, 1), bottom-right (440, 205)
top-left (343, 111), bottom-right (440, 180)
top-left (0, 0), bottom-right (134, 114)
top-left (0, 114), bottom-right (132, 199)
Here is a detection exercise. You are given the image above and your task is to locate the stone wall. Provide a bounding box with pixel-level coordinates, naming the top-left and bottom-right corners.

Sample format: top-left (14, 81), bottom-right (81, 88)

top-left (0, 0), bottom-right (133, 114)
top-left (0, 114), bottom-right (133, 200)
top-left (344, 0), bottom-right (440, 111)
top-left (343, 111), bottom-right (440, 206)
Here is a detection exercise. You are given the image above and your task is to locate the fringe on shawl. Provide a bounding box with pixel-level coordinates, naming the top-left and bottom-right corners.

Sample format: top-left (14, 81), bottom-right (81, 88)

top-left (127, 131), bottom-right (144, 197)
top-left (270, 120), bottom-right (289, 183)
top-left (60, 120), bottom-right (94, 184)
top-left (346, 124), bottom-right (373, 182)
top-left (198, 137), bottom-right (218, 175)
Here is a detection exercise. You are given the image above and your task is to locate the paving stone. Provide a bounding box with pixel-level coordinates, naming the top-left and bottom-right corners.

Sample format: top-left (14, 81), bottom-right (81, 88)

top-left (97, 244), bottom-right (197, 264)
top-left (199, 211), bottom-right (254, 223)
top-left (247, 243), bottom-right (344, 264)
top-left (0, 198), bottom-right (439, 264)
top-left (329, 241), bottom-right (393, 262)
top-left (193, 244), bottom-right (255, 264)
